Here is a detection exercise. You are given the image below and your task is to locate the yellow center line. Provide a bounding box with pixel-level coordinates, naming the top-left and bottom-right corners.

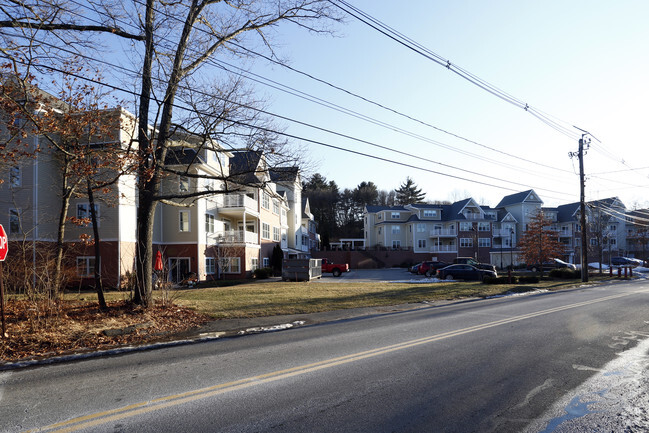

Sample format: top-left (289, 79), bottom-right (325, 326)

top-left (34, 290), bottom-right (643, 432)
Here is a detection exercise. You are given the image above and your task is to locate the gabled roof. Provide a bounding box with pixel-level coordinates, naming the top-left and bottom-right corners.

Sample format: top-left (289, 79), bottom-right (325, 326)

top-left (230, 151), bottom-right (263, 184)
top-left (495, 190), bottom-right (542, 208)
top-left (557, 202), bottom-right (580, 222)
top-left (164, 147), bottom-right (205, 166)
top-left (270, 166), bottom-right (300, 183)
top-left (365, 205), bottom-right (408, 213)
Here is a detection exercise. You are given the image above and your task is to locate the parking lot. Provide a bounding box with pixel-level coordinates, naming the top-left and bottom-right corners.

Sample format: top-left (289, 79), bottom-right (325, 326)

top-left (315, 268), bottom-right (415, 283)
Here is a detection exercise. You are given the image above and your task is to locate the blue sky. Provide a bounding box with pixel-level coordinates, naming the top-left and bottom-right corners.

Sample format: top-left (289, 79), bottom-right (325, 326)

top-left (246, 0), bottom-right (649, 208)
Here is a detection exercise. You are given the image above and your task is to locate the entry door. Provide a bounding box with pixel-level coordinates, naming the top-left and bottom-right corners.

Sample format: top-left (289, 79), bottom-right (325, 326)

top-left (169, 258), bottom-right (191, 283)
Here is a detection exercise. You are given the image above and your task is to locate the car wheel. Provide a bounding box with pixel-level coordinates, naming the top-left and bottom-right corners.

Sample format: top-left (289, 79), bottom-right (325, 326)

top-left (531, 266), bottom-right (538, 273)
top-left (425, 270), bottom-right (432, 277)
top-left (445, 274), bottom-right (454, 281)
top-left (332, 268), bottom-right (342, 277)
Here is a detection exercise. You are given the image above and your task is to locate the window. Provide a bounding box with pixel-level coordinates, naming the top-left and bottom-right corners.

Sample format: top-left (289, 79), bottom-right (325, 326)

top-left (423, 210), bottom-right (438, 218)
top-left (9, 208), bottom-right (21, 234)
top-left (478, 238), bottom-right (491, 248)
top-left (251, 258), bottom-right (259, 271)
top-left (262, 193), bottom-right (270, 209)
top-left (273, 226), bottom-right (281, 242)
top-left (76, 257), bottom-right (97, 277)
top-left (392, 240), bottom-right (401, 248)
top-left (460, 238), bottom-right (473, 248)
top-left (273, 199), bottom-right (280, 214)
top-left (204, 178), bottom-right (215, 191)
top-left (205, 257), bottom-right (216, 274)
top-left (418, 239), bottom-right (427, 248)
top-left (263, 257), bottom-right (270, 268)
top-left (590, 238), bottom-right (598, 246)
top-left (9, 166), bottom-right (21, 188)
top-left (205, 213), bottom-right (215, 233)
top-left (610, 238), bottom-right (617, 246)
top-left (179, 176), bottom-right (189, 192)
top-left (416, 223), bottom-right (426, 233)
top-left (378, 227), bottom-right (381, 235)
top-left (460, 222), bottom-right (472, 231)
top-left (503, 238), bottom-right (512, 248)
top-left (77, 203), bottom-right (100, 223)
top-left (220, 257), bottom-right (241, 273)
top-left (391, 225), bottom-right (400, 234)
top-left (608, 225), bottom-right (617, 232)
top-left (478, 222), bottom-right (490, 231)
top-left (179, 210), bottom-right (190, 232)
top-left (391, 212), bottom-right (400, 219)
top-left (262, 223), bottom-right (270, 239)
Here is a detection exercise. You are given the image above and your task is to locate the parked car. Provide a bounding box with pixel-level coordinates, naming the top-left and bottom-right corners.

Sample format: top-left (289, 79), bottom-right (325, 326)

top-left (436, 264), bottom-right (497, 281)
top-left (527, 258), bottom-right (576, 272)
top-left (611, 257), bottom-right (642, 267)
top-left (419, 261), bottom-right (449, 276)
top-left (452, 257), bottom-right (496, 272)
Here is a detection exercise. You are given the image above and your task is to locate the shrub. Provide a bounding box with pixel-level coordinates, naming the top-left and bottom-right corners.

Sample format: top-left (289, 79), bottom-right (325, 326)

top-left (483, 276), bottom-right (518, 284)
top-left (253, 267), bottom-right (273, 279)
top-left (518, 276), bottom-right (540, 284)
top-left (548, 268), bottom-right (580, 279)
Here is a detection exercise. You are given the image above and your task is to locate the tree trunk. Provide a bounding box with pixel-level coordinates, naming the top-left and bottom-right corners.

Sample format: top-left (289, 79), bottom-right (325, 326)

top-left (132, 0), bottom-right (155, 306)
top-left (52, 159), bottom-right (76, 298)
top-left (87, 179), bottom-right (107, 309)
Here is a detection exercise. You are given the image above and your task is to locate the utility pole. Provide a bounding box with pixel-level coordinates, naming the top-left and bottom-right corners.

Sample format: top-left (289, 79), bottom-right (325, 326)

top-left (570, 132), bottom-right (590, 282)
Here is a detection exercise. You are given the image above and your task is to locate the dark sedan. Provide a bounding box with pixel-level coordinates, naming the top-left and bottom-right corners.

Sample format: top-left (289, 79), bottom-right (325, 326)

top-left (436, 264), bottom-right (497, 281)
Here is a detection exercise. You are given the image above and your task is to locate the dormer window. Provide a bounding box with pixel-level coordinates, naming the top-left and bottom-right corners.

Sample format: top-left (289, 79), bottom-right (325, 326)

top-left (391, 212), bottom-right (400, 219)
top-left (423, 210), bottom-right (438, 218)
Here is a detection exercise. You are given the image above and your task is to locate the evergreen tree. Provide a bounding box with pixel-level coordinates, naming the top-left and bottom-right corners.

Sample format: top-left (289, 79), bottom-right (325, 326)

top-left (395, 177), bottom-right (425, 204)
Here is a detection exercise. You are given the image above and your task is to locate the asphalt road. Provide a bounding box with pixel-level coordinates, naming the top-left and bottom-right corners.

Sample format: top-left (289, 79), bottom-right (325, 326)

top-left (2, 278), bottom-right (649, 432)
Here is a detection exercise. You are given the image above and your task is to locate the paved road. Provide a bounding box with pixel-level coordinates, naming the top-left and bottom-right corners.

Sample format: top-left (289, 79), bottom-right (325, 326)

top-left (2, 279), bottom-right (649, 432)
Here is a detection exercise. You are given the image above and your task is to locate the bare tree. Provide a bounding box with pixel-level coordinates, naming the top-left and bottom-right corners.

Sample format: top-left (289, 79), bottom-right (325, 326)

top-left (1, 0), bottom-right (341, 306)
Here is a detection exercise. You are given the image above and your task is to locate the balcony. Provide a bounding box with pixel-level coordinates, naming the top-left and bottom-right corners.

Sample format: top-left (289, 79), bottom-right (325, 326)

top-left (218, 194), bottom-right (258, 217)
top-left (429, 228), bottom-right (456, 237)
top-left (492, 229), bottom-right (515, 237)
top-left (217, 230), bottom-right (258, 244)
top-left (430, 244), bottom-right (458, 253)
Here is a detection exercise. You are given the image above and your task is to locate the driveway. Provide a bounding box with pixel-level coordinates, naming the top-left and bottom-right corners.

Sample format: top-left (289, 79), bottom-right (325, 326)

top-left (315, 267), bottom-right (416, 283)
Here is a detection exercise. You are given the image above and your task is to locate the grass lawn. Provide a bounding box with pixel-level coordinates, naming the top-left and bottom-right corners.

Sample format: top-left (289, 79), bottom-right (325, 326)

top-left (75, 274), bottom-right (616, 319)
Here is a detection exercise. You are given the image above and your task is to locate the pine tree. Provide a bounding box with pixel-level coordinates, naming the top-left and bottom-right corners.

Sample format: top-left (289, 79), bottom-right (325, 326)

top-left (395, 177), bottom-right (425, 205)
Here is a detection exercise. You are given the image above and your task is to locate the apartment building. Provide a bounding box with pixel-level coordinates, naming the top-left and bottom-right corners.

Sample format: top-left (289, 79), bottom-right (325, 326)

top-left (1, 103), bottom-right (316, 288)
top-left (363, 189), bottom-right (641, 268)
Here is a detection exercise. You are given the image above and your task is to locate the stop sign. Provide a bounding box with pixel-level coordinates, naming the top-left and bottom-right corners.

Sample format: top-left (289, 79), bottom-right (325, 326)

top-left (0, 224), bottom-right (7, 262)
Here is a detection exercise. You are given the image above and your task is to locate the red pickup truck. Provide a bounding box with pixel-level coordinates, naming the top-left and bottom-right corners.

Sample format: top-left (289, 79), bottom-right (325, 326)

top-left (321, 258), bottom-right (349, 277)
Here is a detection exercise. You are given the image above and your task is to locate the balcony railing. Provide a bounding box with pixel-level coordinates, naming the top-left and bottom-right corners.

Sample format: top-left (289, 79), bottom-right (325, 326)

top-left (430, 244), bottom-right (458, 253)
top-left (492, 229), bottom-right (515, 237)
top-left (429, 228), bottom-right (456, 237)
top-left (220, 194), bottom-right (257, 210)
top-left (217, 229), bottom-right (258, 244)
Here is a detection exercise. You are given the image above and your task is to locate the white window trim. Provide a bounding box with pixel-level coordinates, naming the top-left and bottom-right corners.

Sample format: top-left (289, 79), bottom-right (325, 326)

top-left (76, 256), bottom-right (98, 277)
top-left (179, 210), bottom-right (191, 232)
top-left (179, 176), bottom-right (189, 192)
top-left (205, 257), bottom-right (216, 275)
top-left (220, 257), bottom-right (241, 274)
top-left (262, 222), bottom-right (271, 240)
top-left (460, 238), bottom-right (473, 248)
top-left (9, 165), bottom-right (21, 188)
top-left (77, 203), bottom-right (100, 226)
top-left (205, 213), bottom-right (215, 234)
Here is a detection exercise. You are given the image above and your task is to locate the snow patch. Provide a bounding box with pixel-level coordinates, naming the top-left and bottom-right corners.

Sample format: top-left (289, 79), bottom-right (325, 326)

top-left (389, 277), bottom-right (444, 283)
top-left (238, 321), bottom-right (306, 335)
top-left (487, 289), bottom-right (549, 299)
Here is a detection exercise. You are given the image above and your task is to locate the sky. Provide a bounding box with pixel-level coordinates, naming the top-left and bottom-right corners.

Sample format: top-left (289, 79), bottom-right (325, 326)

top-left (242, 0), bottom-right (649, 209)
